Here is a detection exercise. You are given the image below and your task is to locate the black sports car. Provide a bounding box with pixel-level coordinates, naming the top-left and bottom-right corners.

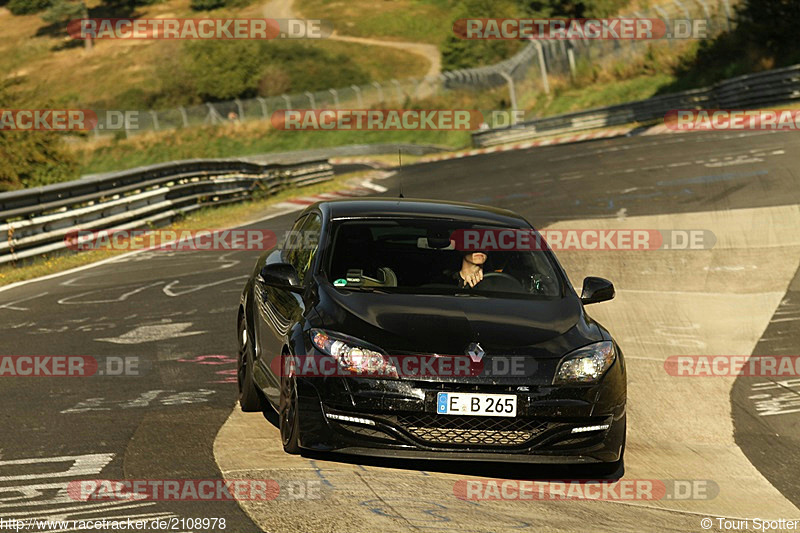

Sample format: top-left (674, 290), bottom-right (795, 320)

top-left (237, 198), bottom-right (626, 474)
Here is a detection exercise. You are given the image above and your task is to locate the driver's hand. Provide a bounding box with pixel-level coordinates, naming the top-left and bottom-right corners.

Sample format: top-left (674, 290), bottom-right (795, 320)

top-left (463, 269), bottom-right (483, 288)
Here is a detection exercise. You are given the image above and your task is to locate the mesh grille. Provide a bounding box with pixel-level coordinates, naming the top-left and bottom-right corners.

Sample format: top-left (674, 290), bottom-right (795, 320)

top-left (391, 414), bottom-right (552, 447)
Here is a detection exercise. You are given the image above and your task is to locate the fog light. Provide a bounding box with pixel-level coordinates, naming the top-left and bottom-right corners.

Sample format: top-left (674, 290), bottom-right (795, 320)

top-left (570, 424), bottom-right (610, 434)
top-left (326, 413), bottom-right (375, 426)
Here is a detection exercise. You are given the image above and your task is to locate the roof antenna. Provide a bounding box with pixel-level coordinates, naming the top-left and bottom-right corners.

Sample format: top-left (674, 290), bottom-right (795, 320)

top-left (398, 149), bottom-right (404, 198)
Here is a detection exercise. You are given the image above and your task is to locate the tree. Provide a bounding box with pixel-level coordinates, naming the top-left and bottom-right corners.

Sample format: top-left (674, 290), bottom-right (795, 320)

top-left (442, 0), bottom-right (523, 70)
top-left (519, 0), bottom-right (629, 17)
top-left (190, 0), bottom-right (227, 10)
top-left (180, 41), bottom-right (265, 101)
top-left (6, 0), bottom-right (52, 15)
top-left (0, 83), bottom-right (79, 191)
top-left (42, 0), bottom-right (92, 50)
top-left (736, 0), bottom-right (800, 62)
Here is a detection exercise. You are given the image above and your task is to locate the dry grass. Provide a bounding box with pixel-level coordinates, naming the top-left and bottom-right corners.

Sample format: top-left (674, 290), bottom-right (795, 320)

top-left (295, 0), bottom-right (452, 44)
top-left (0, 0), bottom-right (428, 109)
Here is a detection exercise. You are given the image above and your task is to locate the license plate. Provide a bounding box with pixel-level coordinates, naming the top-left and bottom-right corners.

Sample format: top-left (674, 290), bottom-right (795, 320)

top-left (436, 392), bottom-right (517, 417)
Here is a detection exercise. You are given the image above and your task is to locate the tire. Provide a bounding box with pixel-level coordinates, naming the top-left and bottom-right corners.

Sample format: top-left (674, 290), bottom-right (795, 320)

top-left (237, 313), bottom-right (264, 412)
top-left (279, 359), bottom-right (301, 454)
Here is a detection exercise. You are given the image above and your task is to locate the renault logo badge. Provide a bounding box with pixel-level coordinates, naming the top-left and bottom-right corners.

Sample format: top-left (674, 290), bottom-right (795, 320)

top-left (466, 342), bottom-right (485, 363)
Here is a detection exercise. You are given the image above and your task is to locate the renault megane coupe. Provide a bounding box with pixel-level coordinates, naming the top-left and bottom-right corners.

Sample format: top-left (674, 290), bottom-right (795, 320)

top-left (236, 198), bottom-right (626, 475)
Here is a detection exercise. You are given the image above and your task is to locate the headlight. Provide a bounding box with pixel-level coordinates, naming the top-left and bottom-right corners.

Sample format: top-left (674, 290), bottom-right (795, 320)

top-left (553, 341), bottom-right (616, 385)
top-left (310, 329), bottom-right (398, 378)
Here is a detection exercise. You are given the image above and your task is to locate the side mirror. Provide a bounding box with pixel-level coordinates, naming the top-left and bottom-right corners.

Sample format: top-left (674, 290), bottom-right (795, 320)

top-left (580, 277), bottom-right (615, 305)
top-left (259, 262), bottom-right (300, 289)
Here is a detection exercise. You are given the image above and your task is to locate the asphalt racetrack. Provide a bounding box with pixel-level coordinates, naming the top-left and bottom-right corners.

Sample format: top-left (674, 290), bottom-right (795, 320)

top-left (1, 129), bottom-right (799, 533)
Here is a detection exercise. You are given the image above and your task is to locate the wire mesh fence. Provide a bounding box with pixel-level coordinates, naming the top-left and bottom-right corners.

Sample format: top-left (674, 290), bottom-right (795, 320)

top-left (100, 0), bottom-right (737, 138)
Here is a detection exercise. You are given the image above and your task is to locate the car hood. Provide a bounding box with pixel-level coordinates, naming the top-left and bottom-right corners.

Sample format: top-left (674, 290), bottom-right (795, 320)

top-left (315, 283), bottom-right (600, 358)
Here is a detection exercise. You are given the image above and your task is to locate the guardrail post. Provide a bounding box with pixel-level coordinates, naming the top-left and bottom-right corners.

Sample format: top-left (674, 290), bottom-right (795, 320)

top-left (391, 79), bottom-right (403, 103)
top-left (531, 40), bottom-right (550, 94)
top-left (351, 85), bottom-right (363, 108)
top-left (412, 78), bottom-right (424, 99)
top-left (721, 0), bottom-right (732, 31)
top-left (281, 94), bottom-right (292, 110)
top-left (329, 88), bottom-right (340, 109)
top-left (372, 81), bottom-right (384, 104)
top-left (206, 103), bottom-right (223, 125)
top-left (235, 98), bottom-right (245, 120)
top-left (653, 6), bottom-right (672, 44)
top-left (567, 43), bottom-right (577, 80)
top-left (257, 97), bottom-right (268, 119)
top-left (304, 91), bottom-right (316, 110)
top-left (674, 0), bottom-right (691, 19)
top-left (150, 110), bottom-right (160, 131)
top-left (179, 106), bottom-right (189, 127)
top-left (695, 0), bottom-right (711, 28)
top-left (499, 72), bottom-right (518, 120)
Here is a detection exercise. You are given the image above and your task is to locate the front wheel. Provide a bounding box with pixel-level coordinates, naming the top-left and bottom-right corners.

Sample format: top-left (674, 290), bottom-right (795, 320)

top-left (279, 360), bottom-right (301, 454)
top-left (237, 314), bottom-right (264, 412)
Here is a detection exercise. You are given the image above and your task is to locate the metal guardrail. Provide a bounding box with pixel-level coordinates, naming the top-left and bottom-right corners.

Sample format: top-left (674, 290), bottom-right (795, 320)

top-left (472, 64), bottom-right (800, 147)
top-left (0, 158), bottom-right (333, 265)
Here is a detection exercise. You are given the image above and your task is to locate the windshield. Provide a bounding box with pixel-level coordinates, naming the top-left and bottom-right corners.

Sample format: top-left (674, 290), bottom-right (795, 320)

top-left (323, 218), bottom-right (564, 298)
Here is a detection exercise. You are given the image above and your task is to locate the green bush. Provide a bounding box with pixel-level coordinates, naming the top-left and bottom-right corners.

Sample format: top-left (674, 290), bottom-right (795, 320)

top-left (441, 0), bottom-right (523, 70)
top-left (0, 130), bottom-right (80, 190)
top-left (520, 0), bottom-right (630, 17)
top-left (661, 0), bottom-right (800, 92)
top-left (153, 40), bottom-right (371, 106)
top-left (181, 40), bottom-right (265, 101)
top-left (7, 0), bottom-right (51, 15)
top-left (257, 42), bottom-right (370, 94)
top-left (189, 0), bottom-right (226, 10)
top-left (0, 83), bottom-right (79, 191)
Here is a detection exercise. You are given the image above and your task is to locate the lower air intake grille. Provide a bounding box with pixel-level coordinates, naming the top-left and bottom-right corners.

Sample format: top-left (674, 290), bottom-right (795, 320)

top-left (392, 414), bottom-right (552, 447)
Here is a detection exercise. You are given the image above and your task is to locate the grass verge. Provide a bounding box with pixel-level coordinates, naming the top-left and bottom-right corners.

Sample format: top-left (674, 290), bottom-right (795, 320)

top-left (295, 0), bottom-right (453, 44)
top-left (74, 120), bottom-right (472, 175)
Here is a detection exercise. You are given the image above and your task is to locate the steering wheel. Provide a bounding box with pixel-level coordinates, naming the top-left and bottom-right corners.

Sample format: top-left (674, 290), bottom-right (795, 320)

top-left (478, 272), bottom-right (523, 292)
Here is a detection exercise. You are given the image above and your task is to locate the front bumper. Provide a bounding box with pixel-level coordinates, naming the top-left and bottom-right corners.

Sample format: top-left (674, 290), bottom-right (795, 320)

top-left (294, 366), bottom-right (626, 464)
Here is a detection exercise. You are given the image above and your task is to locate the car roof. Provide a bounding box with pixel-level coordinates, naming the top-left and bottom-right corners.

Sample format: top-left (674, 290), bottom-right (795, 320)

top-left (305, 198), bottom-right (531, 228)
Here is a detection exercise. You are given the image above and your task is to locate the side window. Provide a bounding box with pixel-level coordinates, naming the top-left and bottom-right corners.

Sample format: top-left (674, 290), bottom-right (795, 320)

top-left (283, 214), bottom-right (321, 284)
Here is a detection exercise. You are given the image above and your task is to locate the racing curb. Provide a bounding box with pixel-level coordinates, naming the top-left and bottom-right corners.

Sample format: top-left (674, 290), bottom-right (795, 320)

top-left (420, 127), bottom-right (636, 163)
top-left (272, 171), bottom-right (393, 208)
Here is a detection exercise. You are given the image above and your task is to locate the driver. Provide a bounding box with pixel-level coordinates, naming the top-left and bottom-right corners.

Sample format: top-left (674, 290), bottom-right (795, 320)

top-left (454, 251), bottom-right (487, 288)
